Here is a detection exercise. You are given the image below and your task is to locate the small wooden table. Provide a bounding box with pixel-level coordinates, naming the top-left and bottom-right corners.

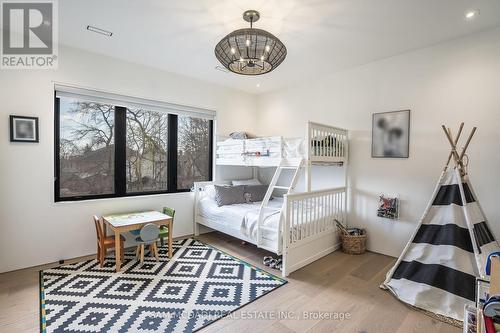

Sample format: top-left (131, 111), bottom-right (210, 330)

top-left (103, 211), bottom-right (173, 272)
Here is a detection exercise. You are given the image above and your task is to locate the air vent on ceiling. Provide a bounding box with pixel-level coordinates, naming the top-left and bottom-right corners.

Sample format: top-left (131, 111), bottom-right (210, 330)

top-left (86, 25), bottom-right (113, 37)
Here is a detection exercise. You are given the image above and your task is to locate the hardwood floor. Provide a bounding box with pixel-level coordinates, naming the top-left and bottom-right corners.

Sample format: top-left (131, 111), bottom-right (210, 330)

top-left (0, 231), bottom-right (460, 333)
top-left (196, 232), bottom-right (460, 333)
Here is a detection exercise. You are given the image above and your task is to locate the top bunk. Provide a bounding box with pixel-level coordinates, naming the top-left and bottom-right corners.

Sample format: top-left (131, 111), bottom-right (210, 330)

top-left (216, 121), bottom-right (348, 167)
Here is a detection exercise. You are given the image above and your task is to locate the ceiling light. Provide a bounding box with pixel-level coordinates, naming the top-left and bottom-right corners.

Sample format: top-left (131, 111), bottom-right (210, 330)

top-left (215, 65), bottom-right (229, 73)
top-left (256, 83), bottom-right (260, 88)
top-left (465, 9), bottom-right (479, 20)
top-left (86, 25), bottom-right (113, 37)
top-left (214, 10), bottom-right (287, 75)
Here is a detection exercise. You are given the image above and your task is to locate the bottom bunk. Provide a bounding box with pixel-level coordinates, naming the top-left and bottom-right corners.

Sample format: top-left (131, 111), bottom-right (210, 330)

top-left (194, 181), bottom-right (346, 277)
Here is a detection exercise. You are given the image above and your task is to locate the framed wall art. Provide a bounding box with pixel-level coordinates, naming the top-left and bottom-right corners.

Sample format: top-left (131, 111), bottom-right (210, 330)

top-left (10, 115), bottom-right (39, 143)
top-left (372, 110), bottom-right (410, 158)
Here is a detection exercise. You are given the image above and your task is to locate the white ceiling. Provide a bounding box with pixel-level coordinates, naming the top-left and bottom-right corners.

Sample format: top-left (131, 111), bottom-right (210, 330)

top-left (59, 0), bottom-right (500, 94)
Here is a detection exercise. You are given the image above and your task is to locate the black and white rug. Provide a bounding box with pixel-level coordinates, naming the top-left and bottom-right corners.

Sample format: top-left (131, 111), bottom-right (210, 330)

top-left (40, 238), bottom-right (286, 333)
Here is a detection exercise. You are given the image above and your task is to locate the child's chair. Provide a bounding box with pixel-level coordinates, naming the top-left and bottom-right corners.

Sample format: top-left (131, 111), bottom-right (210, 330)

top-left (135, 223), bottom-right (160, 263)
top-left (93, 215), bottom-right (125, 267)
top-left (160, 207), bottom-right (175, 246)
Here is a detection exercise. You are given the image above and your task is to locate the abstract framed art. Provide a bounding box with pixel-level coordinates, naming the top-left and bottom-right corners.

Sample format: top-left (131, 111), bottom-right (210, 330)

top-left (372, 110), bottom-right (410, 158)
top-left (10, 115), bottom-right (39, 143)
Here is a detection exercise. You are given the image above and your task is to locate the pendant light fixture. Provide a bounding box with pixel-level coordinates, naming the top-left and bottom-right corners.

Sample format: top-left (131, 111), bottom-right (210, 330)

top-left (214, 10), bottom-right (287, 75)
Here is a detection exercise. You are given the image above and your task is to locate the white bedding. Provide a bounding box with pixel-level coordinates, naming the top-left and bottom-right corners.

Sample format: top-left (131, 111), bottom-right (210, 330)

top-left (197, 196), bottom-right (283, 242)
top-left (197, 186), bottom-right (337, 247)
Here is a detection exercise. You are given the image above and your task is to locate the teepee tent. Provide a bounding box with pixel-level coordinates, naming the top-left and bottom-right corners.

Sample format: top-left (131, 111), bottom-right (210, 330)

top-left (382, 123), bottom-right (499, 321)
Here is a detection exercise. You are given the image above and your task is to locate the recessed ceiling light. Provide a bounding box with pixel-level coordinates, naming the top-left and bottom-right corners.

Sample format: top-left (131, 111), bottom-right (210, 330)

top-left (86, 25), bottom-right (113, 37)
top-left (256, 83), bottom-right (260, 88)
top-left (465, 9), bottom-right (479, 20)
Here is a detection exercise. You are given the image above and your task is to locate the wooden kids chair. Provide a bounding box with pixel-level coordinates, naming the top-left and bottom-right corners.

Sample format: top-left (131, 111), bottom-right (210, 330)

top-left (93, 215), bottom-right (125, 267)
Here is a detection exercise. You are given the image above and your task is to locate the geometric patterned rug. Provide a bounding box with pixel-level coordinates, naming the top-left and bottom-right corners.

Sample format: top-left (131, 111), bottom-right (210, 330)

top-left (39, 238), bottom-right (286, 333)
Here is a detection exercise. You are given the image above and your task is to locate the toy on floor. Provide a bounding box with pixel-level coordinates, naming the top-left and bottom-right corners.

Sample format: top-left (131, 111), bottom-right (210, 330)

top-left (263, 256), bottom-right (282, 271)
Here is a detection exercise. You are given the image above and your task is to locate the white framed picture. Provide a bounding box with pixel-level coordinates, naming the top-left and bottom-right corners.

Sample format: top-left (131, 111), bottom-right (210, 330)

top-left (10, 115), bottom-right (39, 142)
top-left (372, 110), bottom-right (410, 158)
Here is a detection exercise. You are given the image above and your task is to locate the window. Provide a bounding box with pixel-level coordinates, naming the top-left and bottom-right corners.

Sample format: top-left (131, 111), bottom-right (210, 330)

top-left (55, 92), bottom-right (213, 201)
top-left (177, 115), bottom-right (211, 190)
top-left (58, 98), bottom-right (115, 198)
top-left (126, 108), bottom-right (168, 193)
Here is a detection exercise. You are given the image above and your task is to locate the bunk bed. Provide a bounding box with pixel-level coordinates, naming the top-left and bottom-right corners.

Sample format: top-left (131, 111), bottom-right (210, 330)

top-left (194, 122), bottom-right (348, 277)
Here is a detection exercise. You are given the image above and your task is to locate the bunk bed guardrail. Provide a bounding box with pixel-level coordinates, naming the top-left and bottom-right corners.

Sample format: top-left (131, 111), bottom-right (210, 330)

top-left (216, 122), bottom-right (348, 166)
top-left (281, 186), bottom-right (346, 276)
top-left (307, 121), bottom-right (348, 163)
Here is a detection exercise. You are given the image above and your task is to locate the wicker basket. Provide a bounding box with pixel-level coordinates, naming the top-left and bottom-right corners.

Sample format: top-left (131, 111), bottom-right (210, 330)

top-left (339, 229), bottom-right (367, 255)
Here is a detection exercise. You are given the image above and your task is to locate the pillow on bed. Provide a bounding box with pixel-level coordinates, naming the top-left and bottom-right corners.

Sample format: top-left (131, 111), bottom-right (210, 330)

top-left (243, 185), bottom-right (269, 203)
top-left (214, 185), bottom-right (246, 206)
top-left (232, 179), bottom-right (262, 186)
top-left (229, 132), bottom-right (249, 140)
top-left (204, 185), bottom-right (216, 199)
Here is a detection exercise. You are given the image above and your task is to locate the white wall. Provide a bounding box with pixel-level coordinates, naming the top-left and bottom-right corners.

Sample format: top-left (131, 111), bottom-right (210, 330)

top-left (3, 28), bottom-right (500, 273)
top-left (257, 28), bottom-right (500, 258)
top-left (0, 45), bottom-right (257, 273)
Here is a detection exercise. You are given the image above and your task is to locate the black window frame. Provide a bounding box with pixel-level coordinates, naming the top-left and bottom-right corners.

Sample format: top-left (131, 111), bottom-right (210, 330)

top-left (54, 94), bottom-right (214, 202)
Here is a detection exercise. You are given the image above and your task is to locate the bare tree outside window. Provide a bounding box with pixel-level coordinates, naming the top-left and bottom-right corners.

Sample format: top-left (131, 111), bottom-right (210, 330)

top-left (177, 115), bottom-right (211, 190)
top-left (56, 94), bottom-right (213, 201)
top-left (59, 98), bottom-right (115, 197)
top-left (126, 109), bottom-right (168, 192)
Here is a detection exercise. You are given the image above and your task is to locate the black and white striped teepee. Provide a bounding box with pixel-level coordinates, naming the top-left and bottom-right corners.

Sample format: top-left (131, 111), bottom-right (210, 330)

top-left (382, 124), bottom-right (499, 321)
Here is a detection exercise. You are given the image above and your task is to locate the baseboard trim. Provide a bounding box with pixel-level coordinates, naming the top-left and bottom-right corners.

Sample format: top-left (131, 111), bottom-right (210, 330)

top-left (287, 242), bottom-right (342, 274)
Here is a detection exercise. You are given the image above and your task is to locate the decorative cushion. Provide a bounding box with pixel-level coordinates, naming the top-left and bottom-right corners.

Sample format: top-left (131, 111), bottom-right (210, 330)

top-left (214, 185), bottom-right (246, 207)
top-left (243, 185), bottom-right (269, 203)
top-left (204, 185), bottom-right (216, 199)
top-left (229, 131), bottom-right (249, 140)
top-left (232, 179), bottom-right (262, 186)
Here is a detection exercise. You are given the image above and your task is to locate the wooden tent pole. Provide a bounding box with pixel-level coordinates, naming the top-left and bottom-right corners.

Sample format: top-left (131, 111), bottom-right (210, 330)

top-left (444, 130), bottom-right (454, 170)
top-left (444, 123), bottom-right (464, 169)
top-left (442, 125), bottom-right (455, 148)
top-left (459, 127), bottom-right (477, 162)
top-left (455, 123), bottom-right (464, 145)
top-left (442, 124), bottom-right (469, 176)
top-left (444, 153), bottom-right (453, 171)
top-left (442, 126), bottom-right (461, 165)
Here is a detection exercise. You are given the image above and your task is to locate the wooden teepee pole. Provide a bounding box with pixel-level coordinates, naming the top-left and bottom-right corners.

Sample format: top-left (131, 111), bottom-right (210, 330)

top-left (442, 123), bottom-right (477, 177)
top-left (442, 125), bottom-right (463, 170)
top-left (459, 127), bottom-right (477, 162)
top-left (444, 123), bottom-right (464, 169)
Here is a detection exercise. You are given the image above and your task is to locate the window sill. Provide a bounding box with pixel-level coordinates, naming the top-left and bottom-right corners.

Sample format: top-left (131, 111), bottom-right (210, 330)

top-left (54, 190), bottom-right (192, 204)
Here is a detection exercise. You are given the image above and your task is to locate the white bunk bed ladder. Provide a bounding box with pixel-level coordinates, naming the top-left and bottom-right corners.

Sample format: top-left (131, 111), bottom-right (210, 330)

top-left (256, 158), bottom-right (305, 252)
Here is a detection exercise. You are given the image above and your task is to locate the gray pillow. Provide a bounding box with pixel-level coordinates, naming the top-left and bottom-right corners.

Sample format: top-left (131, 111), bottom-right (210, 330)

top-left (243, 185), bottom-right (269, 203)
top-left (229, 131), bottom-right (250, 140)
top-left (214, 185), bottom-right (246, 207)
